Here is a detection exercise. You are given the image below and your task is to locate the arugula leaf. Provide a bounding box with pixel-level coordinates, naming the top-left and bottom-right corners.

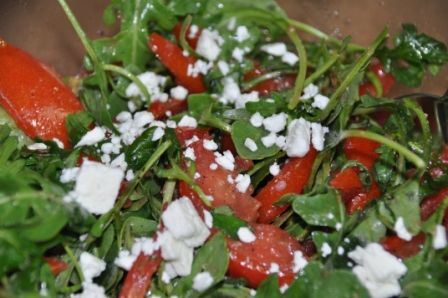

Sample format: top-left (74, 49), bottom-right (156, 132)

top-left (231, 120), bottom-right (280, 160)
top-left (171, 233), bottom-right (229, 297)
top-left (125, 126), bottom-right (159, 171)
top-left (351, 208), bottom-right (387, 244)
top-left (66, 111), bottom-right (94, 146)
top-left (254, 275), bottom-right (281, 298)
top-left (377, 24), bottom-right (448, 87)
top-left (374, 144), bottom-right (397, 192)
top-left (292, 187), bottom-right (345, 228)
top-left (212, 212), bottom-right (247, 239)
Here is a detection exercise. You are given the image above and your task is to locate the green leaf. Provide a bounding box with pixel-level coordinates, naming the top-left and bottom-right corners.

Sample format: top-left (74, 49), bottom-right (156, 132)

top-left (292, 187), bottom-right (345, 228)
top-left (374, 145), bottom-right (396, 192)
top-left (254, 275), bottom-right (281, 298)
top-left (212, 212), bottom-right (247, 239)
top-left (231, 120), bottom-right (280, 160)
top-left (351, 208), bottom-right (386, 244)
top-left (79, 88), bottom-right (116, 132)
top-left (125, 127), bottom-right (159, 171)
top-left (387, 180), bottom-right (421, 235)
top-left (188, 93), bottom-right (215, 120)
top-left (66, 111), bottom-right (94, 146)
top-left (119, 216), bottom-right (157, 248)
top-left (171, 233), bottom-right (229, 297)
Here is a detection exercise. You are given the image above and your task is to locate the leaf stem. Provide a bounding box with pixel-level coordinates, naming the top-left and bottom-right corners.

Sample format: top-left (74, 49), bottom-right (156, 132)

top-left (307, 27), bottom-right (389, 122)
top-left (287, 27), bottom-right (308, 110)
top-left (241, 70), bottom-right (296, 91)
top-left (88, 140), bottom-right (172, 240)
top-left (288, 19), bottom-right (365, 52)
top-left (341, 129), bottom-right (426, 169)
top-left (63, 243), bottom-right (84, 283)
top-left (303, 51), bottom-right (340, 86)
top-left (102, 64), bottom-right (151, 103)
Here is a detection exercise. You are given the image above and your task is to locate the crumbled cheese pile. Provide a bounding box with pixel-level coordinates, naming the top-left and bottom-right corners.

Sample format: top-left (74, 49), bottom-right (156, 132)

top-left (71, 252), bottom-right (107, 298)
top-left (348, 243), bottom-right (407, 298)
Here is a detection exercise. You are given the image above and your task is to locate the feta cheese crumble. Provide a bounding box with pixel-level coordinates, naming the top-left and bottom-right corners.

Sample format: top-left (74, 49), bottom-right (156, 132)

top-left (312, 94), bottom-right (330, 110)
top-left (300, 84), bottom-right (319, 100)
top-left (192, 272), bottom-right (214, 292)
top-left (250, 112), bottom-right (264, 127)
top-left (269, 162), bottom-right (280, 176)
top-left (67, 161), bottom-right (124, 215)
top-left (261, 43), bottom-right (287, 56)
top-left (203, 139), bottom-right (218, 151)
top-left (237, 227), bottom-right (256, 243)
top-left (27, 143), bottom-right (48, 151)
top-left (80, 252), bottom-right (106, 282)
top-left (292, 250), bottom-right (308, 273)
top-left (75, 127), bottom-right (106, 148)
top-left (125, 71), bottom-right (168, 102)
top-left (214, 150), bottom-right (235, 171)
top-left (178, 115), bottom-right (198, 128)
top-left (196, 29), bottom-right (222, 61)
top-left (235, 174), bottom-right (251, 193)
top-left (394, 217), bottom-right (412, 241)
top-left (263, 113), bottom-right (287, 133)
top-left (433, 224), bottom-right (447, 249)
top-left (321, 242), bottom-right (332, 257)
top-left (348, 243), bottom-right (407, 298)
top-left (244, 138), bottom-right (258, 152)
top-left (170, 86), bottom-right (189, 100)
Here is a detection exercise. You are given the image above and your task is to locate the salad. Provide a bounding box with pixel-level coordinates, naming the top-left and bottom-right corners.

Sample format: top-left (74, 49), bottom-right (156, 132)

top-left (0, 0), bottom-right (448, 297)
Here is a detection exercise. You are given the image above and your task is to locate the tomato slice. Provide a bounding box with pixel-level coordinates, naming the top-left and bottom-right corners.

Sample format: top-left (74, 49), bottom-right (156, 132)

top-left (330, 167), bottom-right (364, 199)
top-left (176, 127), bottom-right (260, 222)
top-left (227, 224), bottom-right (303, 288)
top-left (43, 257), bottom-right (68, 276)
top-left (148, 98), bottom-right (188, 119)
top-left (256, 149), bottom-right (317, 224)
top-left (343, 137), bottom-right (380, 170)
top-left (149, 33), bottom-right (206, 93)
top-left (346, 181), bottom-right (381, 214)
top-left (420, 187), bottom-right (448, 221)
top-left (381, 233), bottom-right (425, 259)
top-left (359, 63), bottom-right (395, 97)
top-left (119, 252), bottom-right (162, 298)
top-left (172, 23), bottom-right (202, 49)
top-left (0, 40), bottom-right (83, 148)
top-left (244, 64), bottom-right (296, 96)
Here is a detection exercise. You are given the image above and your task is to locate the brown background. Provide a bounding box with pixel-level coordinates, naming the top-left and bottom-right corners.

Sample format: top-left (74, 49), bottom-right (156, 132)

top-left (0, 0), bottom-right (447, 95)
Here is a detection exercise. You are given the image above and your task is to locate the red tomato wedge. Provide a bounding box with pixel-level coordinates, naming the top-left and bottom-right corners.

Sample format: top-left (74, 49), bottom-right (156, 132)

top-left (149, 33), bottom-right (206, 93)
top-left (346, 181), bottom-right (381, 214)
top-left (227, 224), bottom-right (303, 288)
top-left (244, 64), bottom-right (296, 96)
top-left (43, 257), bottom-right (68, 276)
top-left (381, 233), bottom-right (426, 259)
top-left (119, 252), bottom-right (162, 298)
top-left (172, 23), bottom-right (202, 49)
top-left (359, 63), bottom-right (395, 97)
top-left (420, 187), bottom-right (448, 221)
top-left (175, 127), bottom-right (260, 222)
top-left (256, 149), bottom-right (317, 224)
top-left (148, 98), bottom-right (188, 119)
top-left (0, 40), bottom-right (83, 148)
top-left (343, 137), bottom-right (380, 170)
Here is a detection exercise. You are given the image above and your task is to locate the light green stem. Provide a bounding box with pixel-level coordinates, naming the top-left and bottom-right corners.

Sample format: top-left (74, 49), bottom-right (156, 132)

top-left (103, 64), bottom-right (151, 102)
top-left (341, 129), bottom-right (426, 169)
top-left (287, 27), bottom-right (308, 110)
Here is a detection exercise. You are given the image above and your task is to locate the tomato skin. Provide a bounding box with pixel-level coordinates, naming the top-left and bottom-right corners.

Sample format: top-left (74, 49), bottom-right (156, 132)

top-left (343, 137), bottom-right (380, 170)
top-left (359, 63), bottom-right (395, 97)
top-left (172, 23), bottom-right (201, 49)
top-left (346, 181), bottom-right (381, 214)
top-left (175, 127), bottom-right (260, 222)
top-left (149, 33), bottom-right (206, 93)
top-left (256, 149), bottom-right (317, 224)
top-left (148, 98), bottom-right (188, 119)
top-left (330, 167), bottom-right (364, 196)
top-left (227, 224), bottom-right (303, 288)
top-left (119, 252), bottom-right (162, 298)
top-left (420, 187), bottom-right (448, 221)
top-left (0, 41), bottom-right (83, 148)
top-left (381, 233), bottom-right (425, 259)
top-left (43, 257), bottom-right (68, 276)
top-left (244, 65), bottom-right (296, 96)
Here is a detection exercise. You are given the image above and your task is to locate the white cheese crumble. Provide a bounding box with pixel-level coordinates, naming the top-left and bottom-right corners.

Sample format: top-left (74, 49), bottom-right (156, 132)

top-left (269, 262), bottom-right (280, 273)
top-left (125, 71), bottom-right (168, 102)
top-left (321, 242), bottom-right (332, 257)
top-left (261, 43), bottom-right (287, 56)
top-left (285, 118), bottom-right (311, 157)
top-left (234, 26), bottom-right (250, 42)
top-left (184, 147), bottom-right (196, 161)
top-left (75, 127), bottom-right (106, 148)
top-left (192, 271), bottom-right (214, 292)
top-left (170, 86), bottom-right (189, 100)
top-left (292, 250), bottom-right (308, 273)
top-left (196, 29), bottom-right (222, 61)
top-left (311, 123), bottom-right (329, 151)
top-left (300, 84), bottom-right (319, 100)
top-left (27, 143), bottom-right (48, 151)
top-left (261, 133), bottom-right (277, 148)
top-left (348, 243), bottom-right (407, 298)
top-left (232, 47), bottom-right (246, 62)
top-left (178, 115), bottom-right (198, 128)
top-left (263, 113), bottom-right (287, 133)
top-left (250, 112), bottom-right (264, 128)
top-left (394, 217), bottom-right (413, 241)
top-left (114, 250), bottom-right (137, 271)
top-left (269, 162), bottom-right (280, 176)
top-left (71, 282), bottom-right (107, 298)
top-left (187, 59), bottom-right (213, 77)
top-left (337, 246), bottom-right (345, 255)
top-left (203, 139), bottom-right (218, 151)
top-left (214, 150), bottom-right (235, 171)
top-left (244, 138), bottom-right (258, 152)
top-left (203, 210), bottom-right (214, 229)
top-left (67, 161), bottom-right (124, 215)
top-left (209, 163), bottom-right (218, 170)
top-left (235, 174), bottom-right (251, 193)
top-left (312, 94), bottom-right (330, 110)
top-left (188, 24), bottom-right (199, 39)
top-left (217, 60), bottom-right (230, 75)
top-left (152, 126), bottom-right (165, 141)
top-left (79, 252), bottom-right (106, 282)
top-left (219, 77), bottom-right (259, 108)
top-left (60, 167), bottom-right (80, 183)
top-left (433, 224), bottom-right (447, 249)
top-left (237, 227), bottom-right (256, 243)
top-left (281, 51), bottom-right (299, 66)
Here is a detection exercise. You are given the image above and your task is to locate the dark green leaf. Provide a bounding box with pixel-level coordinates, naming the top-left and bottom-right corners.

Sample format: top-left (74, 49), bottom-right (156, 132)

top-left (212, 212), bottom-right (247, 239)
top-left (254, 275), bottom-right (281, 298)
top-left (66, 111), bottom-right (94, 146)
top-left (125, 127), bottom-right (159, 171)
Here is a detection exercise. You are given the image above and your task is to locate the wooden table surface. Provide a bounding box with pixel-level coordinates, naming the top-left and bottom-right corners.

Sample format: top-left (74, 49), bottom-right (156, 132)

top-left (0, 0), bottom-right (446, 94)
